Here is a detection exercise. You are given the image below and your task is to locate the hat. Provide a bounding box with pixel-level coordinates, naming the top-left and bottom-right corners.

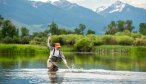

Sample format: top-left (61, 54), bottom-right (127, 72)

top-left (55, 43), bottom-right (61, 48)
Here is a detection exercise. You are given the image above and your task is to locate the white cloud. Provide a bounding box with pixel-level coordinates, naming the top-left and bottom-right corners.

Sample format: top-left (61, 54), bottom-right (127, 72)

top-left (32, 0), bottom-right (146, 10)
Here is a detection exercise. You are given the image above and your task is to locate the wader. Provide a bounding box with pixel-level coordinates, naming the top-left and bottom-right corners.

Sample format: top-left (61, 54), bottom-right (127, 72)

top-left (47, 49), bottom-right (61, 72)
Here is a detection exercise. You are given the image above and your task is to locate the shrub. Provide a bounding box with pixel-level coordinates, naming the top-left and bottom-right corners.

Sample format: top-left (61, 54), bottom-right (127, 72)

top-left (30, 37), bottom-right (44, 45)
top-left (131, 33), bottom-right (142, 38)
top-left (134, 36), bottom-right (146, 46)
top-left (20, 36), bottom-right (30, 44)
top-left (101, 35), bottom-right (117, 45)
top-left (87, 34), bottom-right (103, 45)
top-left (115, 30), bottom-right (132, 36)
top-left (74, 38), bottom-right (94, 52)
top-left (51, 35), bottom-right (60, 44)
top-left (2, 36), bottom-right (13, 44)
top-left (116, 35), bottom-right (134, 45)
top-left (13, 36), bottom-right (21, 44)
top-left (51, 34), bottom-right (83, 46)
top-left (65, 34), bottom-right (83, 45)
top-left (51, 35), bottom-right (66, 46)
top-left (95, 36), bottom-right (104, 45)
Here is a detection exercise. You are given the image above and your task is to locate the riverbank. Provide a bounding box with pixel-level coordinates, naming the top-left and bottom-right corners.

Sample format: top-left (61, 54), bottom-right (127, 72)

top-left (95, 45), bottom-right (146, 56)
top-left (0, 44), bottom-right (146, 55)
top-left (0, 44), bottom-right (73, 54)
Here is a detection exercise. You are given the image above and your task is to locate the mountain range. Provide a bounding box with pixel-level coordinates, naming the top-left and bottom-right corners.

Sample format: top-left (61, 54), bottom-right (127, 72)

top-left (0, 0), bottom-right (146, 34)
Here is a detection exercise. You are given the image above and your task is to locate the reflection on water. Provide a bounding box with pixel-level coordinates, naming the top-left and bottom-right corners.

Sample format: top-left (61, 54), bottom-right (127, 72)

top-left (0, 69), bottom-right (146, 84)
top-left (48, 72), bottom-right (64, 84)
top-left (0, 52), bottom-right (146, 83)
top-left (0, 52), bottom-right (146, 71)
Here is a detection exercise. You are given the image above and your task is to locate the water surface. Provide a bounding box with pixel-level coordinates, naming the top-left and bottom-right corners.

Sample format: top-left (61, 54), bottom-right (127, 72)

top-left (0, 53), bottom-right (146, 84)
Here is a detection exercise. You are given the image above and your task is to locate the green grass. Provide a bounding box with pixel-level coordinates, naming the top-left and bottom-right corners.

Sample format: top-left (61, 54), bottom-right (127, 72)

top-left (95, 45), bottom-right (146, 55)
top-left (1, 44), bottom-right (146, 55)
top-left (0, 44), bottom-right (73, 54)
top-left (0, 44), bottom-right (49, 54)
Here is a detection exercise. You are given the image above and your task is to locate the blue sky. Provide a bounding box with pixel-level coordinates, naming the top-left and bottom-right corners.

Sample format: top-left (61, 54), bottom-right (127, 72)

top-left (33, 0), bottom-right (146, 10)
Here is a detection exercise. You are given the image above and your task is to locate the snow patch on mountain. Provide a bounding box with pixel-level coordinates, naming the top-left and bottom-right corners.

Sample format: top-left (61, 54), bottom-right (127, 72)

top-left (96, 1), bottom-right (126, 13)
top-left (52, 0), bottom-right (77, 9)
top-left (96, 6), bottom-right (108, 13)
top-left (109, 4), bottom-right (125, 13)
top-left (30, 0), bottom-right (77, 9)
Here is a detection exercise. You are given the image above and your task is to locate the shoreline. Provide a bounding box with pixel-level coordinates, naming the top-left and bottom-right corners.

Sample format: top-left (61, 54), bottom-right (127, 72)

top-left (0, 44), bottom-right (146, 55)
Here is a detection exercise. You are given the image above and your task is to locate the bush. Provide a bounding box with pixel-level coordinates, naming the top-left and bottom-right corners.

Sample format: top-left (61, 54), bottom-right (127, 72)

top-left (51, 35), bottom-right (66, 46)
top-left (95, 36), bottom-right (103, 45)
top-left (116, 35), bottom-right (134, 45)
top-left (101, 35), bottom-right (117, 45)
top-left (30, 37), bottom-right (44, 45)
top-left (131, 33), bottom-right (142, 38)
top-left (87, 34), bottom-right (103, 45)
top-left (115, 31), bottom-right (131, 36)
top-left (74, 38), bottom-right (94, 52)
top-left (13, 36), bottom-right (21, 44)
top-left (65, 34), bottom-right (82, 45)
top-left (20, 36), bottom-right (30, 44)
top-left (2, 36), bottom-right (13, 44)
top-left (51, 34), bottom-right (83, 46)
top-left (134, 36), bottom-right (146, 46)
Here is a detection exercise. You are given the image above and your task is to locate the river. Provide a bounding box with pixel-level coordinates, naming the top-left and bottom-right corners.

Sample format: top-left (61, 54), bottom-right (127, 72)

top-left (0, 53), bottom-right (146, 84)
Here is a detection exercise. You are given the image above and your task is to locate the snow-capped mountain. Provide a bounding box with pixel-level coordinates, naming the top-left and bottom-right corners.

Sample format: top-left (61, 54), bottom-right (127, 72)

top-left (96, 6), bottom-right (108, 13)
top-left (31, 0), bottom-right (77, 10)
top-left (108, 1), bottom-right (126, 13)
top-left (96, 0), bottom-right (146, 30)
top-left (52, 0), bottom-right (77, 10)
top-left (96, 1), bottom-right (126, 13)
top-left (0, 0), bottom-right (104, 34)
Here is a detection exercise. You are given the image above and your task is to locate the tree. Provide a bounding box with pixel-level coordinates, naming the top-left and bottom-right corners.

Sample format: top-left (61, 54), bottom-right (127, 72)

top-left (0, 15), bottom-right (4, 20)
top-left (21, 27), bottom-right (29, 37)
top-left (117, 20), bottom-right (125, 32)
top-left (125, 20), bottom-right (134, 32)
top-left (2, 20), bottom-right (17, 38)
top-left (0, 30), bottom-right (2, 40)
top-left (86, 29), bottom-right (95, 35)
top-left (79, 24), bottom-right (86, 35)
top-left (48, 22), bottom-right (59, 35)
top-left (105, 21), bottom-right (117, 35)
top-left (0, 15), bottom-right (4, 27)
top-left (58, 28), bottom-right (67, 35)
top-left (74, 28), bottom-right (81, 34)
top-left (105, 20), bottom-right (134, 35)
top-left (74, 24), bottom-right (86, 35)
top-left (139, 23), bottom-right (146, 35)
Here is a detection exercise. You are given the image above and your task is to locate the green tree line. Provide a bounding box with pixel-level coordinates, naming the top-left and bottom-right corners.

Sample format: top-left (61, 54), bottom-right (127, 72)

top-left (0, 15), bottom-right (95, 44)
top-left (1, 15), bottom-right (146, 52)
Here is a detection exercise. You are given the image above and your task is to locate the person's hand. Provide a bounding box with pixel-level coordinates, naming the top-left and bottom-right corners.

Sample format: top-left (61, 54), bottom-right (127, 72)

top-left (65, 63), bottom-right (70, 69)
top-left (48, 37), bottom-right (51, 42)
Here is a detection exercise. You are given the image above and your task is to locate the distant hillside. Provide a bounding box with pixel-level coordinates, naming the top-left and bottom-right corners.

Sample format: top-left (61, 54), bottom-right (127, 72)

top-left (0, 0), bottom-right (146, 34)
top-left (0, 0), bottom-right (104, 34)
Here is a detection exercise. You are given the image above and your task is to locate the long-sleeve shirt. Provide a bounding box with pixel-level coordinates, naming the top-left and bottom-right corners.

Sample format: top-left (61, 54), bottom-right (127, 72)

top-left (47, 42), bottom-right (67, 64)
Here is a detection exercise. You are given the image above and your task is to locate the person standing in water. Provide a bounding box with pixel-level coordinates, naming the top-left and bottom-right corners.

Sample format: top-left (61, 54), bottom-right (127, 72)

top-left (47, 36), bottom-right (70, 72)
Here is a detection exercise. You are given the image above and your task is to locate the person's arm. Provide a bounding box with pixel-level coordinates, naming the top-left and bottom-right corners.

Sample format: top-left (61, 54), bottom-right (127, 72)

top-left (60, 51), bottom-right (70, 69)
top-left (47, 36), bottom-right (53, 50)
